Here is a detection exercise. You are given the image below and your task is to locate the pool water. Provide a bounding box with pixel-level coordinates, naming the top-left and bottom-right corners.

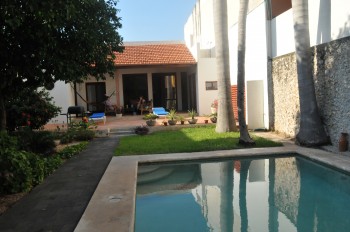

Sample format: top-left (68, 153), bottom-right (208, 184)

top-left (135, 157), bottom-right (350, 232)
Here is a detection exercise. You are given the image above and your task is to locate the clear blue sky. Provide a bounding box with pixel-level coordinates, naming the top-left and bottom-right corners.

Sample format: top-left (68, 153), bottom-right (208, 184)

top-left (118, 0), bottom-right (197, 42)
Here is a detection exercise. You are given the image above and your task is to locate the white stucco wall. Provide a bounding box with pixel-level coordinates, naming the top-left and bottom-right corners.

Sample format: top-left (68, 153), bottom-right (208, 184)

top-left (197, 58), bottom-right (217, 115)
top-left (48, 81), bottom-right (74, 124)
top-left (271, 0), bottom-right (350, 58)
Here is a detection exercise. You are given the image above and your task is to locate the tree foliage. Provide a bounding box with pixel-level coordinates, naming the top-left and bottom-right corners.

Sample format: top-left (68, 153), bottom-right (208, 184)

top-left (0, 0), bottom-right (124, 130)
top-left (6, 89), bottom-right (61, 131)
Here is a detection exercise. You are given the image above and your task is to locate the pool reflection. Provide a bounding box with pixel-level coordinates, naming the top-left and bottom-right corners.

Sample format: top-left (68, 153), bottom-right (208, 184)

top-left (136, 157), bottom-right (350, 232)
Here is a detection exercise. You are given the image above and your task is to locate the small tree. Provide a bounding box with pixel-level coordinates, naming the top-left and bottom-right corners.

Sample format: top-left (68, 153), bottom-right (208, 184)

top-left (6, 89), bottom-right (61, 131)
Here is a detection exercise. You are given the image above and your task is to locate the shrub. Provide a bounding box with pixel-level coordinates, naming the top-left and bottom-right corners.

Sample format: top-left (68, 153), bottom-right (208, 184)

top-left (6, 89), bottom-right (61, 131)
top-left (57, 142), bottom-right (88, 159)
top-left (16, 129), bottom-right (56, 156)
top-left (44, 155), bottom-right (63, 176)
top-left (0, 131), bottom-right (17, 149)
top-left (134, 125), bottom-right (149, 135)
top-left (0, 149), bottom-right (33, 194)
top-left (74, 129), bottom-right (95, 141)
top-left (26, 152), bottom-right (45, 186)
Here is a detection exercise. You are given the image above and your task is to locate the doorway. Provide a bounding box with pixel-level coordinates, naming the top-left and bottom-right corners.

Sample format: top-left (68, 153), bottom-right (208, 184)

top-left (86, 82), bottom-right (106, 112)
top-left (122, 74), bottom-right (148, 108)
top-left (152, 73), bottom-right (177, 110)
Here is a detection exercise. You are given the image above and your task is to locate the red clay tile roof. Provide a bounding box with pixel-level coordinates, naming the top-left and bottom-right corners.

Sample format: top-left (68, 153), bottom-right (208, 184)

top-left (114, 43), bottom-right (196, 66)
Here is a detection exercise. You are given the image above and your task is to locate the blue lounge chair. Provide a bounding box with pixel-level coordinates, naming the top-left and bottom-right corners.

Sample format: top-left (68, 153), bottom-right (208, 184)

top-left (89, 112), bottom-right (106, 124)
top-left (152, 107), bottom-right (169, 116)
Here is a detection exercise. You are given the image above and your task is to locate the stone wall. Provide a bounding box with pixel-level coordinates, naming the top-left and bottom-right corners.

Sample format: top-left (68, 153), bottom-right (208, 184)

top-left (270, 36), bottom-right (350, 147)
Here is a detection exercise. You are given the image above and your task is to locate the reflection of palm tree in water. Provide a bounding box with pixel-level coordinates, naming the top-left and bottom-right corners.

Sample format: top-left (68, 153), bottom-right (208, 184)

top-left (239, 160), bottom-right (251, 232)
top-left (219, 161), bottom-right (234, 232)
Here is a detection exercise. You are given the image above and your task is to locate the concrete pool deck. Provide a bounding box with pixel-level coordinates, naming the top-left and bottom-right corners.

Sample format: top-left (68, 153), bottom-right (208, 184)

top-left (74, 132), bottom-right (350, 232)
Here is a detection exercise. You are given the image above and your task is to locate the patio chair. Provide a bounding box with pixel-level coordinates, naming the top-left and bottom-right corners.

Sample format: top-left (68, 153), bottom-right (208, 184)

top-left (89, 112), bottom-right (106, 124)
top-left (152, 107), bottom-right (169, 117)
top-left (140, 99), bottom-right (153, 115)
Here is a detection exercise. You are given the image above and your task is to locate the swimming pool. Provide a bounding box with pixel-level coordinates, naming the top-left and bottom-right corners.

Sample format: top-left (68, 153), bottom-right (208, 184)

top-left (135, 156), bottom-right (350, 232)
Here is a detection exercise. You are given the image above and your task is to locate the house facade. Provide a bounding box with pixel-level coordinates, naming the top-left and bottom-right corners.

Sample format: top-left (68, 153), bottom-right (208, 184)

top-left (49, 41), bottom-right (197, 124)
top-left (184, 0), bottom-right (350, 143)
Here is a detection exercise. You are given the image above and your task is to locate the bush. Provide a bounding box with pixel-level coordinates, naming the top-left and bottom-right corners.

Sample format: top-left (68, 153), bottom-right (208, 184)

top-left (6, 89), bottom-right (61, 131)
top-left (16, 129), bottom-right (56, 156)
top-left (74, 129), bottom-right (95, 141)
top-left (0, 148), bottom-right (33, 194)
top-left (57, 142), bottom-right (88, 159)
top-left (26, 152), bottom-right (46, 186)
top-left (0, 130), bottom-right (88, 194)
top-left (134, 125), bottom-right (149, 135)
top-left (44, 155), bottom-right (63, 176)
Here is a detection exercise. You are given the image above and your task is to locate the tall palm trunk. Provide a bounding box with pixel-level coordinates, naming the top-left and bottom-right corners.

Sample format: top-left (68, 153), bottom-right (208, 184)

top-left (291, 0), bottom-right (329, 146)
top-left (214, 0), bottom-right (237, 133)
top-left (237, 0), bottom-right (255, 145)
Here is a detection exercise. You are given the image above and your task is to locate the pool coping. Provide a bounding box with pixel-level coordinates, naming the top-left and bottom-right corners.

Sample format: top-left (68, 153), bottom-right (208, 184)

top-left (74, 144), bottom-right (350, 232)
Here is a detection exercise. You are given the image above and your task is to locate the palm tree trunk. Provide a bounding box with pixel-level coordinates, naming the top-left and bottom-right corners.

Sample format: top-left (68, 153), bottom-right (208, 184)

top-left (291, 0), bottom-right (329, 146)
top-left (237, 0), bottom-right (255, 145)
top-left (214, 0), bottom-right (237, 133)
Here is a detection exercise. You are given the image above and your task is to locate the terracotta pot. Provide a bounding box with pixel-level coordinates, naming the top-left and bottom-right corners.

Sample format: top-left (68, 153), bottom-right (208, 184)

top-left (181, 121), bottom-right (185, 125)
top-left (163, 122), bottom-right (168, 126)
top-left (204, 119), bottom-right (209, 124)
top-left (339, 132), bottom-right (348, 152)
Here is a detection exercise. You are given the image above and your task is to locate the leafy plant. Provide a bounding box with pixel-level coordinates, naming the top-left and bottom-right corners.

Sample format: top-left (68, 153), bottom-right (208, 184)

top-left (167, 109), bottom-right (178, 121)
top-left (188, 109), bottom-right (197, 119)
top-left (134, 125), bottom-right (149, 135)
top-left (57, 142), bottom-right (88, 159)
top-left (16, 129), bottom-right (56, 156)
top-left (178, 115), bottom-right (185, 121)
top-left (143, 113), bottom-right (158, 121)
top-left (0, 149), bottom-right (33, 194)
top-left (6, 89), bottom-right (61, 131)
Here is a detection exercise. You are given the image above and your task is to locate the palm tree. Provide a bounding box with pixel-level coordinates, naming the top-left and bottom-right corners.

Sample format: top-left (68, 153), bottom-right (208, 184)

top-left (291, 0), bottom-right (329, 146)
top-left (213, 0), bottom-right (237, 133)
top-left (237, 0), bottom-right (255, 145)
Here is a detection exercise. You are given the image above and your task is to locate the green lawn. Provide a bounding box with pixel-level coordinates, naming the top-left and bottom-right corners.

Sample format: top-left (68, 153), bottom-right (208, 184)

top-left (115, 125), bottom-right (282, 156)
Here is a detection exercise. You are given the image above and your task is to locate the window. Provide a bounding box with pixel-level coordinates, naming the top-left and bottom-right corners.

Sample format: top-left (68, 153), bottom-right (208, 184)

top-left (205, 81), bottom-right (217, 90)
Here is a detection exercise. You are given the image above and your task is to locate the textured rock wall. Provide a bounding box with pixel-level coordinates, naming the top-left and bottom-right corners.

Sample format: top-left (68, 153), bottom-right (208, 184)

top-left (270, 36), bottom-right (350, 147)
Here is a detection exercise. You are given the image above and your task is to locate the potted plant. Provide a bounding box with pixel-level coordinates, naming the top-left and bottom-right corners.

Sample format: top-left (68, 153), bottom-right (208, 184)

top-left (203, 114), bottom-right (210, 124)
top-left (188, 109), bottom-right (198, 124)
top-left (143, 113), bottom-right (158, 126)
top-left (167, 109), bottom-right (178, 125)
top-left (210, 112), bottom-right (217, 123)
top-left (178, 115), bottom-right (185, 125)
top-left (211, 99), bottom-right (218, 114)
top-left (116, 106), bottom-right (123, 118)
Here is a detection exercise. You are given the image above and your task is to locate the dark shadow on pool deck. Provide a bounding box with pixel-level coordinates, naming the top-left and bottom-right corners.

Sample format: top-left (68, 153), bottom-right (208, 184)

top-left (0, 136), bottom-right (119, 232)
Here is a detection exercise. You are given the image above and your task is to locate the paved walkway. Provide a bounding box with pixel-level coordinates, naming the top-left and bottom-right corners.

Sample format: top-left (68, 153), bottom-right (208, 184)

top-left (0, 136), bottom-right (119, 232)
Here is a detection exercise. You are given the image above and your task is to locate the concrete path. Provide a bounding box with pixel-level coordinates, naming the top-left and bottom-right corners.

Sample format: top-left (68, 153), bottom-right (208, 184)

top-left (0, 136), bottom-right (119, 232)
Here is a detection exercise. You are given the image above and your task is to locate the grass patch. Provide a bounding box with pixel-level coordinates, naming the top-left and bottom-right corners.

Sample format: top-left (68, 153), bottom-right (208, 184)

top-left (115, 125), bottom-right (282, 156)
